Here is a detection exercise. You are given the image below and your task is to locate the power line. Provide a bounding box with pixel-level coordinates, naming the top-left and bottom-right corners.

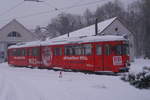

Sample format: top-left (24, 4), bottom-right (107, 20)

top-left (57, 0), bottom-right (85, 12)
top-left (42, 1), bottom-right (59, 11)
top-left (0, 1), bottom-right (24, 16)
top-left (0, 0), bottom-right (107, 23)
top-left (59, 0), bottom-right (105, 11)
top-left (0, 10), bottom-right (52, 22)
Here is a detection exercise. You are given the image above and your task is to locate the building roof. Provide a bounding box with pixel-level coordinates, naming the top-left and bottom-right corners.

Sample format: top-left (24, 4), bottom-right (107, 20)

top-left (0, 19), bottom-right (39, 40)
top-left (50, 17), bottom-right (117, 40)
top-left (9, 35), bottom-right (126, 49)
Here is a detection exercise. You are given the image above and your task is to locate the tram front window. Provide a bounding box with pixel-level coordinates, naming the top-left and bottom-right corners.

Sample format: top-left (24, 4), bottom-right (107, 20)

top-left (113, 44), bottom-right (129, 55)
top-left (122, 44), bottom-right (129, 55)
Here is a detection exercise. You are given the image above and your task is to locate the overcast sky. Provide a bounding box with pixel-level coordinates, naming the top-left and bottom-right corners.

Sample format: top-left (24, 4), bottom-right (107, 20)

top-left (0, 0), bottom-right (136, 29)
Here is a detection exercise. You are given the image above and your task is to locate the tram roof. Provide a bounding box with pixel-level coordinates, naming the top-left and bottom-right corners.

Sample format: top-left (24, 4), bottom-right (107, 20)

top-left (8, 40), bottom-right (41, 49)
top-left (8, 35), bottom-right (126, 49)
top-left (42, 35), bottom-right (126, 45)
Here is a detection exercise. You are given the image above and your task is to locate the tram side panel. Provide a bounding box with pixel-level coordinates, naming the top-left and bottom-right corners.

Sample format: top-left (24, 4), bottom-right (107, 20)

top-left (41, 46), bottom-right (53, 68)
top-left (27, 46), bottom-right (41, 68)
top-left (8, 48), bottom-right (28, 67)
top-left (93, 42), bottom-right (104, 72)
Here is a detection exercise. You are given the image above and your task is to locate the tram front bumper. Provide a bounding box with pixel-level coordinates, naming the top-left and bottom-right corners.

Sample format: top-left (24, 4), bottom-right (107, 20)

top-left (119, 67), bottom-right (129, 72)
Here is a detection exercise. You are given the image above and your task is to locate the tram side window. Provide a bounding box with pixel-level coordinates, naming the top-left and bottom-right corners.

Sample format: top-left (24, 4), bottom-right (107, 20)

top-left (75, 45), bottom-right (82, 55)
top-left (122, 44), bottom-right (129, 55)
top-left (16, 49), bottom-right (21, 56)
top-left (96, 45), bottom-right (102, 55)
top-left (105, 45), bottom-right (111, 56)
top-left (54, 48), bottom-right (62, 56)
top-left (12, 49), bottom-right (17, 56)
top-left (21, 49), bottom-right (26, 56)
top-left (115, 45), bottom-right (122, 55)
top-left (65, 45), bottom-right (83, 56)
top-left (83, 44), bottom-right (92, 56)
top-left (28, 49), bottom-right (32, 56)
top-left (11, 49), bottom-right (25, 56)
top-left (32, 48), bottom-right (40, 56)
top-left (65, 46), bottom-right (72, 56)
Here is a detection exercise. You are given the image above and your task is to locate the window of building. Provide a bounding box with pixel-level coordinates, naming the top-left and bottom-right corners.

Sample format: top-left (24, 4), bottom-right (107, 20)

top-left (8, 31), bottom-right (21, 37)
top-left (54, 48), bottom-right (62, 56)
top-left (115, 28), bottom-right (118, 32)
top-left (96, 45), bottom-right (102, 55)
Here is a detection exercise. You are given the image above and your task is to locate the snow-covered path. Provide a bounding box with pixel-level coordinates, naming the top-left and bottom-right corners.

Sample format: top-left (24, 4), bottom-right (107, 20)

top-left (0, 59), bottom-right (150, 100)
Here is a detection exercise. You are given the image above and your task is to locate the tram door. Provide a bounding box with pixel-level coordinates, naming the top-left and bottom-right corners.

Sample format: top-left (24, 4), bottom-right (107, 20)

top-left (103, 44), bottom-right (113, 71)
top-left (28, 47), bottom-right (41, 67)
top-left (94, 44), bottom-right (104, 71)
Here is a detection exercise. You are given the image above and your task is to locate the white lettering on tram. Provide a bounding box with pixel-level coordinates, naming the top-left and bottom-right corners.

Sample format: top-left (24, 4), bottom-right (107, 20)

top-left (29, 58), bottom-right (42, 65)
top-left (14, 57), bottom-right (25, 59)
top-left (64, 56), bottom-right (88, 60)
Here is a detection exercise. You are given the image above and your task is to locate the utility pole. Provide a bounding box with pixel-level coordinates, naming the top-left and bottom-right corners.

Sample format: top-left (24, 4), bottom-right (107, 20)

top-left (95, 18), bottom-right (98, 36)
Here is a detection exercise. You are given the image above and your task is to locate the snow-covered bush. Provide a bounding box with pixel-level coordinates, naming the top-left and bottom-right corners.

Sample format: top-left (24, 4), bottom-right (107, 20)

top-left (121, 67), bottom-right (150, 89)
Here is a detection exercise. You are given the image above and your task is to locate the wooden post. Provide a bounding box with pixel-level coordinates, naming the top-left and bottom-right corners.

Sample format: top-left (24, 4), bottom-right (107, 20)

top-left (95, 18), bottom-right (98, 36)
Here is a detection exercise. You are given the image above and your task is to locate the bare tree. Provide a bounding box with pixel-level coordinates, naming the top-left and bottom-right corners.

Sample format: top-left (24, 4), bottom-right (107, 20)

top-left (141, 0), bottom-right (150, 58)
top-left (83, 8), bottom-right (94, 26)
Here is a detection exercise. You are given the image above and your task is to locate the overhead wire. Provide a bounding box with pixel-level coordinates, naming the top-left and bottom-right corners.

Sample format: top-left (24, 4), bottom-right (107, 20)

top-left (59, 0), bottom-right (105, 11)
top-left (42, 1), bottom-right (59, 11)
top-left (42, 0), bottom-right (86, 13)
top-left (57, 0), bottom-right (85, 12)
top-left (0, 1), bottom-right (24, 16)
top-left (0, 0), bottom-right (106, 23)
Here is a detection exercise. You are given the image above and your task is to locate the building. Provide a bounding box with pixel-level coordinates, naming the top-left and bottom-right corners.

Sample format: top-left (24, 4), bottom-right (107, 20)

top-left (52, 17), bottom-right (135, 60)
top-left (0, 19), bottom-right (39, 62)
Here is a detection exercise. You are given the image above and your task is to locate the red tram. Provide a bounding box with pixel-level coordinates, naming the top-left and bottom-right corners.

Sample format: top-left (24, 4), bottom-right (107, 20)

top-left (8, 35), bottom-right (130, 73)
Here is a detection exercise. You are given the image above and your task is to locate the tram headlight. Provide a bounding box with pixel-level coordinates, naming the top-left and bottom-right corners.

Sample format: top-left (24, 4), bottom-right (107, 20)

top-left (126, 60), bottom-right (130, 67)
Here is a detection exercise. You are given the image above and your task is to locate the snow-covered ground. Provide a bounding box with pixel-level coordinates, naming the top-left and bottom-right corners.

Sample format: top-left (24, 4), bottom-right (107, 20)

top-left (0, 59), bottom-right (150, 100)
top-left (130, 58), bottom-right (150, 73)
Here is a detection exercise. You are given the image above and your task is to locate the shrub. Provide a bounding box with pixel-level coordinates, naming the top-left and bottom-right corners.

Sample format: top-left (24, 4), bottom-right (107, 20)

top-left (121, 67), bottom-right (150, 89)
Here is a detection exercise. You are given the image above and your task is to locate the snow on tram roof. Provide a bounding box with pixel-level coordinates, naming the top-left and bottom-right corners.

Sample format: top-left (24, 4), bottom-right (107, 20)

top-left (42, 35), bottom-right (126, 45)
top-left (8, 40), bottom-right (42, 49)
top-left (8, 35), bottom-right (126, 49)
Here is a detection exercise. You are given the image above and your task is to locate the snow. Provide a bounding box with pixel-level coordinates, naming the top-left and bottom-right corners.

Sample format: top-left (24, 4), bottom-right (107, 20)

top-left (130, 58), bottom-right (150, 73)
top-left (9, 35), bottom-right (126, 49)
top-left (42, 35), bottom-right (126, 46)
top-left (8, 17), bottom-right (123, 49)
top-left (50, 17), bottom-right (117, 39)
top-left (8, 40), bottom-right (42, 49)
top-left (0, 59), bottom-right (150, 100)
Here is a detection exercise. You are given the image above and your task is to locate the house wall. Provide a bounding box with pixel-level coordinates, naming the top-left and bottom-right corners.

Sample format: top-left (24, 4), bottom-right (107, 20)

top-left (0, 42), bottom-right (7, 62)
top-left (0, 21), bottom-right (38, 43)
top-left (0, 20), bottom-right (39, 62)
